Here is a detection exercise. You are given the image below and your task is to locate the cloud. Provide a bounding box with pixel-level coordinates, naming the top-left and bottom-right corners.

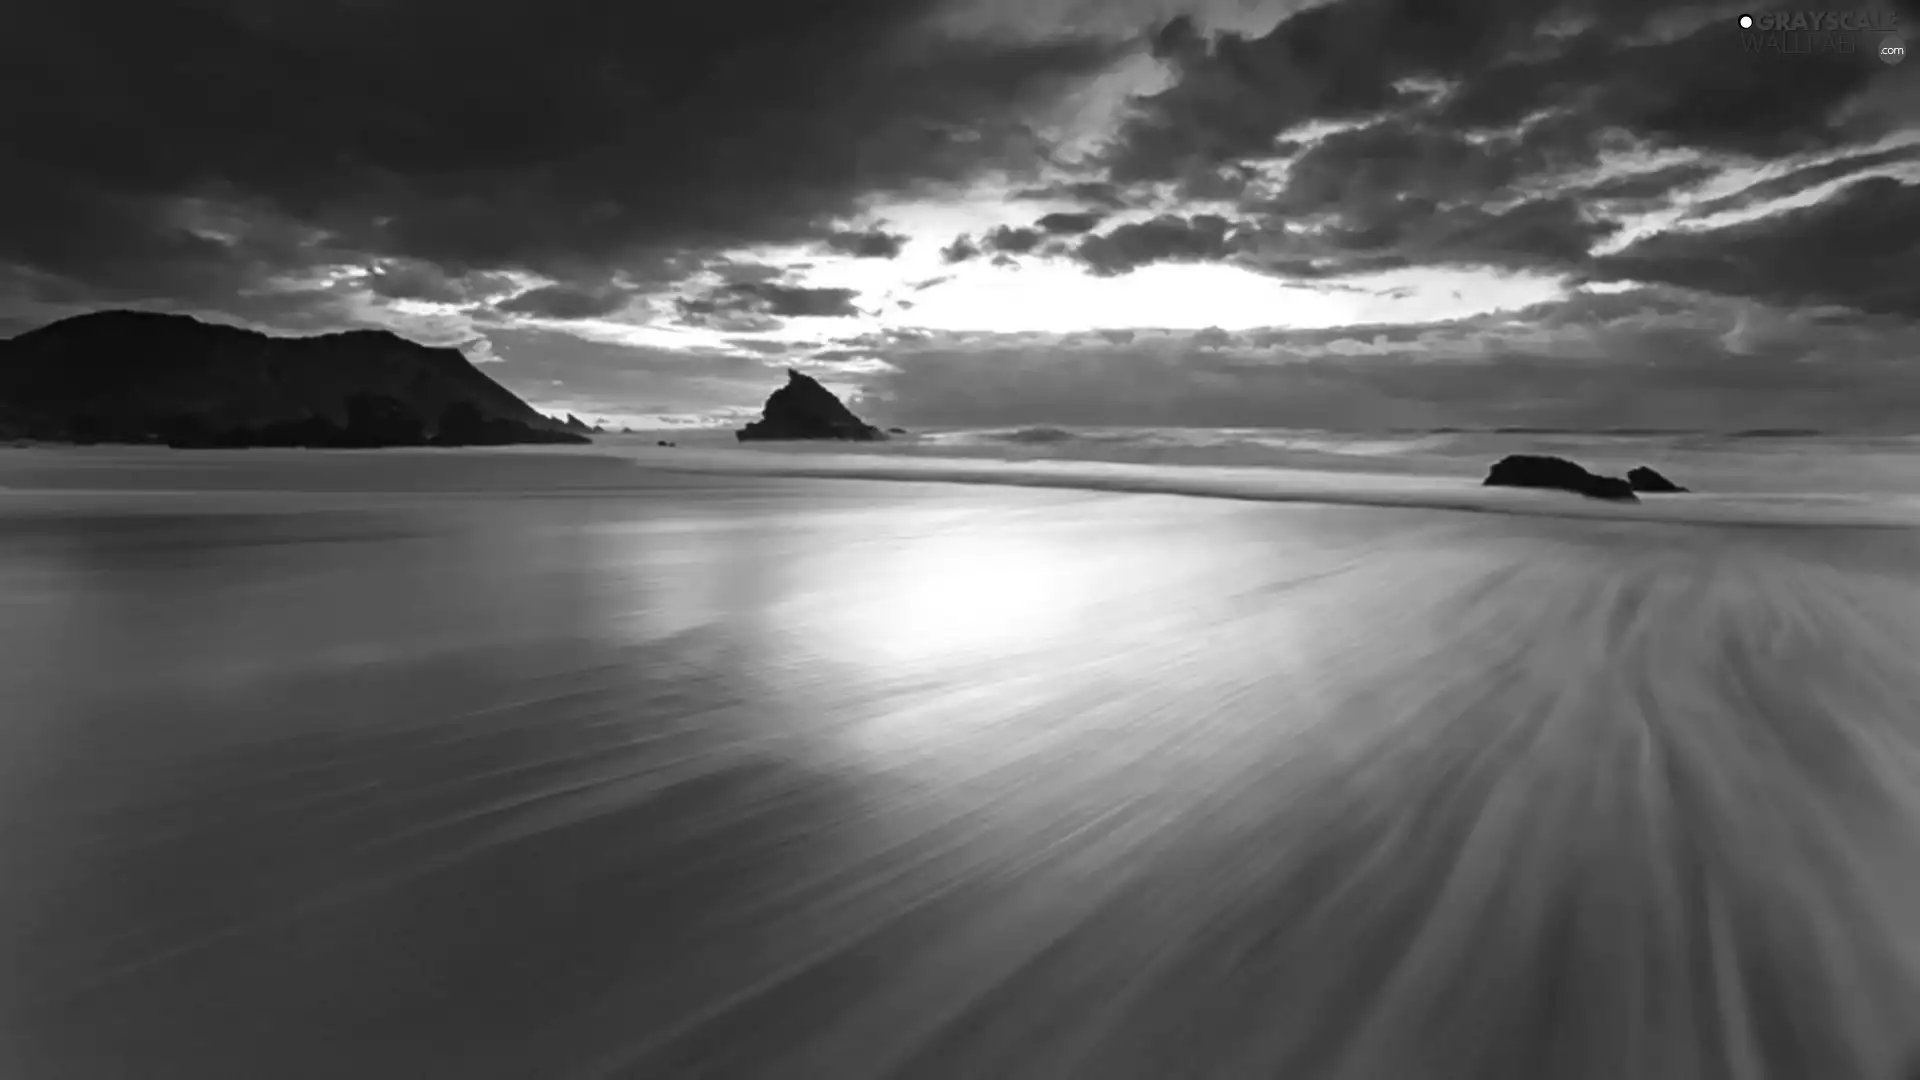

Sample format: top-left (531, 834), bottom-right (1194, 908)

top-left (824, 229), bottom-right (910, 258)
top-left (1261, 118), bottom-right (1538, 218)
top-left (6, 0), bottom-right (1917, 436)
top-left (1682, 143), bottom-right (1920, 218)
top-left (1576, 163), bottom-right (1723, 203)
top-left (677, 281), bottom-right (865, 329)
top-left (941, 235), bottom-right (983, 263)
top-left (1111, 1), bottom-right (1904, 193)
top-left (848, 286), bottom-right (1920, 431)
top-left (494, 283), bottom-right (635, 319)
top-left (365, 260), bottom-right (517, 305)
top-left (981, 225), bottom-right (1045, 254)
top-left (1592, 176), bottom-right (1920, 317)
top-left (1034, 211), bottom-right (1107, 234)
top-left (1072, 214), bottom-right (1236, 275)
top-left (0, 0), bottom-right (1127, 312)
top-left (1010, 179), bottom-right (1136, 208)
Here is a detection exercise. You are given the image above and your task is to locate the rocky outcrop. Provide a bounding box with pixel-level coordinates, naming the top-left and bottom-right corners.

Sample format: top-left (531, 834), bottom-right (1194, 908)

top-left (563, 413), bottom-right (594, 434)
top-left (1627, 466), bottom-right (1688, 493)
top-left (1482, 454), bottom-right (1639, 502)
top-left (736, 369), bottom-right (886, 442)
top-left (0, 310), bottom-right (587, 447)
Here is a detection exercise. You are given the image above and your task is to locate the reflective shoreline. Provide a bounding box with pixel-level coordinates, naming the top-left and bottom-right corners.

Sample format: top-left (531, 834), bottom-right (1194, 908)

top-left (2, 455), bottom-right (1918, 1079)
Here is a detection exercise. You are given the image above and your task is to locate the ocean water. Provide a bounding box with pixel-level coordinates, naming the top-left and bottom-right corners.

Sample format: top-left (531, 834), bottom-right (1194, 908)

top-left (2, 444), bottom-right (1919, 1078)
top-left (638, 424), bottom-right (1920, 497)
top-left (606, 426), bottom-right (1920, 530)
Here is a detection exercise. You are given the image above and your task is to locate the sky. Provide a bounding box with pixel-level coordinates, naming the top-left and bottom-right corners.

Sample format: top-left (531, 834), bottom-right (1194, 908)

top-left (3, 0), bottom-right (1918, 431)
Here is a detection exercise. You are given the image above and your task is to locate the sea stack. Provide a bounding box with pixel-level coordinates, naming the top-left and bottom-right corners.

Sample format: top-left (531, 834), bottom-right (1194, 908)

top-left (736, 368), bottom-right (887, 442)
top-left (1482, 454), bottom-right (1639, 502)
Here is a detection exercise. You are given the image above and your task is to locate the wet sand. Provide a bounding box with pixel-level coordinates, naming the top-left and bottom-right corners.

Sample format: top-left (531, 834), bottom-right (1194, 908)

top-left (2, 449), bottom-right (1919, 1079)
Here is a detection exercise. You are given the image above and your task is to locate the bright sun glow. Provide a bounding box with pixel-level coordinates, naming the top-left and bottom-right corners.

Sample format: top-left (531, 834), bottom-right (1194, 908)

top-left (792, 524), bottom-right (1093, 668)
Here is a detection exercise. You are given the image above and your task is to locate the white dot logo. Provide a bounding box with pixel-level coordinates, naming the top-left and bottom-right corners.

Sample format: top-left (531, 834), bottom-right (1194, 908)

top-left (1739, 13), bottom-right (1754, 28)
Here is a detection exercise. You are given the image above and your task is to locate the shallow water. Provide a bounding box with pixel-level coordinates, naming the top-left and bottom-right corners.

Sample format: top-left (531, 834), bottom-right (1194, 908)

top-left (634, 424), bottom-right (1920, 499)
top-left (2, 450), bottom-right (1919, 1079)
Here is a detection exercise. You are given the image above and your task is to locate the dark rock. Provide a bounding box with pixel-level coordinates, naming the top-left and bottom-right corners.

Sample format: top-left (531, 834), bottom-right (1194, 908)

top-left (431, 401), bottom-right (584, 447)
top-left (563, 413), bottom-right (594, 434)
top-left (887, 427), bottom-right (908, 435)
top-left (1582, 474), bottom-right (1639, 501)
top-left (0, 309), bottom-right (586, 448)
top-left (1626, 466), bottom-right (1688, 493)
top-left (1482, 454), bottom-right (1640, 502)
top-left (736, 369), bottom-right (886, 442)
top-left (656, 439), bottom-right (675, 447)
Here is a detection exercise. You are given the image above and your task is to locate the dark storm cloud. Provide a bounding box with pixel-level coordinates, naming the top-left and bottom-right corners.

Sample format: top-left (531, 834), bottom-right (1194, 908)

top-left (1431, 22), bottom-right (1903, 160)
top-left (1576, 163), bottom-right (1723, 203)
top-left (729, 339), bottom-right (803, 356)
top-left (1683, 143), bottom-right (1920, 219)
top-left (1010, 180), bottom-right (1136, 209)
top-left (982, 226), bottom-right (1045, 254)
top-left (1111, 1), bottom-right (1903, 190)
top-left (1071, 0), bottom-right (1915, 311)
top-left (365, 261), bottom-right (516, 305)
top-left (493, 283), bottom-right (636, 320)
top-left (0, 0), bottom-right (1126, 311)
top-left (1263, 119), bottom-right (1535, 216)
top-left (1394, 197), bottom-right (1620, 269)
top-left (1034, 211), bottom-right (1107, 234)
top-left (823, 229), bottom-right (910, 259)
top-left (1107, 2), bottom-right (1552, 184)
top-left (677, 282), bottom-right (864, 329)
top-left (1072, 214), bottom-right (1236, 276)
top-left (941, 235), bottom-right (983, 264)
top-left (748, 285), bottom-right (864, 318)
top-left (1215, 194), bottom-right (1618, 280)
top-left (1592, 176), bottom-right (1920, 317)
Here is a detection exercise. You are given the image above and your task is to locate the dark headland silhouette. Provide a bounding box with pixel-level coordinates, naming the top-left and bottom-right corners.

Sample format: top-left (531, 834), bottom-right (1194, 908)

top-left (0, 310), bottom-right (587, 448)
top-left (737, 368), bottom-right (887, 442)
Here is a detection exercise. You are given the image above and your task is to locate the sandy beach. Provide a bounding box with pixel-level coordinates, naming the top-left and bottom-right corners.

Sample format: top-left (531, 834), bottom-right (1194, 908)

top-left (3, 446), bottom-right (1920, 1079)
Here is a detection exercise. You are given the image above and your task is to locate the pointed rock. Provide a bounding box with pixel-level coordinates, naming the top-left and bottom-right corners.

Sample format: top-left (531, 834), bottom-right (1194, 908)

top-left (736, 369), bottom-right (886, 442)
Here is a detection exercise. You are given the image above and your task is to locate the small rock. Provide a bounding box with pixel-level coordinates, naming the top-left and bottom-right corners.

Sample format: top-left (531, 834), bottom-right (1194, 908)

top-left (1626, 466), bottom-right (1688, 493)
top-left (1482, 454), bottom-right (1640, 502)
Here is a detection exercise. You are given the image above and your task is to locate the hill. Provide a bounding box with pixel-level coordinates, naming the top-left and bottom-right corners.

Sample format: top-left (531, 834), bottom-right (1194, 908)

top-left (0, 310), bottom-right (587, 447)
